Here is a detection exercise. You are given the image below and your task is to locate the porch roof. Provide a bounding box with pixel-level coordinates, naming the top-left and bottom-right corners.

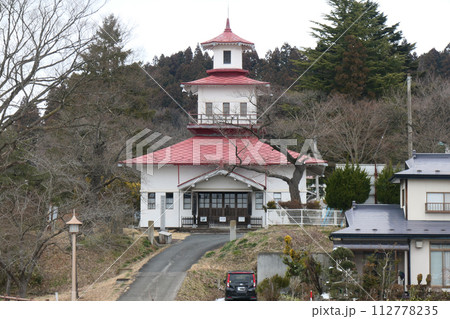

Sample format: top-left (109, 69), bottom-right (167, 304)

top-left (331, 204), bottom-right (450, 240)
top-left (177, 168), bottom-right (265, 190)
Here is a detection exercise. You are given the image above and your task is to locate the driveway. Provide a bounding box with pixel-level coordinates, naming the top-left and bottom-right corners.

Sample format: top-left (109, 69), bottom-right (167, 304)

top-left (119, 233), bottom-right (235, 301)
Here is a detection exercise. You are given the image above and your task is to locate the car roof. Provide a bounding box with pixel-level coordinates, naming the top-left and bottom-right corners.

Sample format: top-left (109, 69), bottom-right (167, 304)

top-left (227, 271), bottom-right (254, 274)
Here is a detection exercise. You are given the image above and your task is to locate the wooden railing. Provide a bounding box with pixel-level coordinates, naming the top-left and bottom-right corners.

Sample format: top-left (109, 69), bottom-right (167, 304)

top-left (188, 113), bottom-right (258, 125)
top-left (181, 216), bottom-right (195, 227)
top-left (181, 216), bottom-right (263, 228)
top-left (425, 202), bottom-right (450, 212)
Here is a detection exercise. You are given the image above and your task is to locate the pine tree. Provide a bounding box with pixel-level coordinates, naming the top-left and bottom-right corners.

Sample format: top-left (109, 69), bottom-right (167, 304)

top-left (329, 247), bottom-right (359, 300)
top-left (296, 0), bottom-right (416, 98)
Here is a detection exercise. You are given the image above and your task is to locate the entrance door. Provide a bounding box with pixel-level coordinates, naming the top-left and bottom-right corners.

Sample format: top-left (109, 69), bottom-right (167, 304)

top-left (197, 192), bottom-right (251, 225)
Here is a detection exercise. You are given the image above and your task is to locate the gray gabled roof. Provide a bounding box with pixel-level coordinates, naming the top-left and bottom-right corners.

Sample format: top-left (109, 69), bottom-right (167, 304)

top-left (331, 204), bottom-right (450, 239)
top-left (391, 153), bottom-right (450, 182)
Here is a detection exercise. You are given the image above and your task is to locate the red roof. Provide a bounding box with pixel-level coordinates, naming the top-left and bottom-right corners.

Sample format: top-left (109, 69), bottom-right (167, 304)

top-left (182, 69), bottom-right (269, 86)
top-left (201, 19), bottom-right (254, 50)
top-left (121, 136), bottom-right (327, 166)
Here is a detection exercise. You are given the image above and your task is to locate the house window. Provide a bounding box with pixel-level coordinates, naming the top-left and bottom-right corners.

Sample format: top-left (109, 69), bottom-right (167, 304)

top-left (237, 193), bottom-right (248, 208)
top-left (166, 193), bottom-right (174, 209)
top-left (147, 193), bottom-right (155, 209)
top-left (224, 193), bottom-right (235, 208)
top-left (240, 102), bottom-right (247, 116)
top-left (211, 193), bottom-right (223, 208)
top-left (205, 102), bottom-right (213, 116)
top-left (183, 193), bottom-right (191, 210)
top-left (223, 50), bottom-right (231, 64)
top-left (199, 193), bottom-right (210, 208)
top-left (223, 102), bottom-right (230, 116)
top-left (430, 243), bottom-right (450, 287)
top-left (426, 192), bottom-right (450, 212)
top-left (273, 192), bottom-right (282, 203)
top-left (255, 192), bottom-right (264, 210)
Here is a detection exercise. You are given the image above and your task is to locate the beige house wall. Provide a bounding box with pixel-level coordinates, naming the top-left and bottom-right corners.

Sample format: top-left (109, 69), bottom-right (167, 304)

top-left (405, 179), bottom-right (450, 221)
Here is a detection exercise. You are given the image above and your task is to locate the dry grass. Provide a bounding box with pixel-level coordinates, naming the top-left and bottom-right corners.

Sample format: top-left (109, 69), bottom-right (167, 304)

top-left (30, 229), bottom-right (190, 301)
top-left (176, 225), bottom-right (337, 301)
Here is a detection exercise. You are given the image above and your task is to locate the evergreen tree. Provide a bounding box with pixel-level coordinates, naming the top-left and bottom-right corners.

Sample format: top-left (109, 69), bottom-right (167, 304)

top-left (296, 0), bottom-right (416, 98)
top-left (329, 247), bottom-right (359, 300)
top-left (375, 162), bottom-right (400, 204)
top-left (325, 163), bottom-right (371, 210)
top-left (418, 44), bottom-right (450, 79)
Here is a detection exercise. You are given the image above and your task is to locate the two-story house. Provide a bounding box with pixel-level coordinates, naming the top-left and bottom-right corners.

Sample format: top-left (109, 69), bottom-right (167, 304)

top-left (331, 152), bottom-right (450, 290)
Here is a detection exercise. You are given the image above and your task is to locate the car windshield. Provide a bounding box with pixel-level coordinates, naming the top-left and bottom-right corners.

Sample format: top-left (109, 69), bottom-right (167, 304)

top-left (229, 273), bottom-right (253, 283)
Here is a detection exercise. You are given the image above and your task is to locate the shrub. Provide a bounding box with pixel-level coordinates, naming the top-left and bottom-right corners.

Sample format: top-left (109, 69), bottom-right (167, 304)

top-left (278, 200), bottom-right (303, 209)
top-left (266, 201), bottom-right (277, 209)
top-left (325, 163), bottom-right (370, 211)
top-left (306, 200), bottom-right (321, 209)
top-left (256, 274), bottom-right (290, 301)
top-left (283, 235), bottom-right (323, 295)
top-left (328, 247), bottom-right (359, 300)
top-left (375, 162), bottom-right (400, 204)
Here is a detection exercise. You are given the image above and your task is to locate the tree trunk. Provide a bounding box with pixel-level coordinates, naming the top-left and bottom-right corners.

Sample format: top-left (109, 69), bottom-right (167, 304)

top-left (5, 275), bottom-right (11, 295)
top-left (18, 281), bottom-right (27, 298)
top-left (288, 165), bottom-right (305, 204)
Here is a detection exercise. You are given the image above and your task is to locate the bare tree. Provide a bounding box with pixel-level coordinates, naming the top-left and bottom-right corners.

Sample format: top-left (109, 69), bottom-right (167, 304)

top-left (412, 77), bottom-right (450, 153)
top-left (0, 150), bottom-right (87, 297)
top-left (0, 0), bottom-right (100, 172)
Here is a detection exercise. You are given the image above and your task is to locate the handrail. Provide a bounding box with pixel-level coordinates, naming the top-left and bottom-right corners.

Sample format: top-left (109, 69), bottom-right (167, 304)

top-left (425, 202), bottom-right (450, 212)
top-left (188, 113), bottom-right (259, 125)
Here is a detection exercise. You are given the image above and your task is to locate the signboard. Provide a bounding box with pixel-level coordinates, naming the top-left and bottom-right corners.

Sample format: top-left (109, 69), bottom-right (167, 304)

top-left (238, 217), bottom-right (245, 222)
top-left (219, 217), bottom-right (227, 223)
top-left (200, 216), bottom-right (207, 222)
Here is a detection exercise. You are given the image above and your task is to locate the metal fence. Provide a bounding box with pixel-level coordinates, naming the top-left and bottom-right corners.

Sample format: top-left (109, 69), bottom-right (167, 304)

top-left (266, 208), bottom-right (345, 226)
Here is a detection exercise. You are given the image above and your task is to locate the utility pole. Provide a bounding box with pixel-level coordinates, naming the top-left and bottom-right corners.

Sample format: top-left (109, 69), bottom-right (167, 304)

top-left (407, 74), bottom-right (413, 158)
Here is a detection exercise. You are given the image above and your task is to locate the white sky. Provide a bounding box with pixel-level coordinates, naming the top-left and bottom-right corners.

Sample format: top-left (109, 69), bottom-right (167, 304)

top-left (97, 0), bottom-right (450, 63)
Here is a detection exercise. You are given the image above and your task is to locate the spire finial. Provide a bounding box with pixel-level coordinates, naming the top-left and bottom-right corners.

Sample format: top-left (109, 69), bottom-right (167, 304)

top-left (225, 18), bottom-right (231, 31)
top-left (225, 3), bottom-right (231, 32)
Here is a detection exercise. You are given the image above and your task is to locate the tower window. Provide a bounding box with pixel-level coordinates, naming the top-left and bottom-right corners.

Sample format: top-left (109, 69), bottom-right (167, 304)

top-left (205, 102), bottom-right (213, 116)
top-left (240, 102), bottom-right (247, 116)
top-left (223, 102), bottom-right (230, 116)
top-left (223, 51), bottom-right (231, 64)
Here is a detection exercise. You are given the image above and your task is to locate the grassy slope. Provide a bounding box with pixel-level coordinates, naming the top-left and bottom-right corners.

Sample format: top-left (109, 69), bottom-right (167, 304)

top-left (176, 225), bottom-right (338, 301)
top-left (26, 229), bottom-right (161, 300)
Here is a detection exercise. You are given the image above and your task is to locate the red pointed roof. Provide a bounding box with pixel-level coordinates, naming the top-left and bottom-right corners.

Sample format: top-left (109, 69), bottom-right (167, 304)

top-left (201, 19), bottom-right (254, 50)
top-left (181, 69), bottom-right (269, 86)
top-left (121, 136), bottom-right (327, 166)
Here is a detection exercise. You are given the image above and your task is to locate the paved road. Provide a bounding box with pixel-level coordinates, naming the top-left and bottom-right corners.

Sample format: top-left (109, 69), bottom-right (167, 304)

top-left (119, 233), bottom-right (235, 301)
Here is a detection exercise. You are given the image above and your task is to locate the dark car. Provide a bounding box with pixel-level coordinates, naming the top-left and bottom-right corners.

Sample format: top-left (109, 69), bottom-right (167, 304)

top-left (224, 271), bottom-right (257, 301)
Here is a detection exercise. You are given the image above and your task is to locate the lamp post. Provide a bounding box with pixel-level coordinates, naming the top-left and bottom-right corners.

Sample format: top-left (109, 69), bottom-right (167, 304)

top-left (66, 210), bottom-right (82, 301)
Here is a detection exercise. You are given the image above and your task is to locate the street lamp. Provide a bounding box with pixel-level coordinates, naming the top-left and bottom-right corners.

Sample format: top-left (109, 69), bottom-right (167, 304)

top-left (66, 210), bottom-right (82, 301)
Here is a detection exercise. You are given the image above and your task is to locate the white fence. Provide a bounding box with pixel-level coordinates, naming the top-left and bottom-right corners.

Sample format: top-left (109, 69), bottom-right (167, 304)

top-left (265, 208), bottom-right (345, 227)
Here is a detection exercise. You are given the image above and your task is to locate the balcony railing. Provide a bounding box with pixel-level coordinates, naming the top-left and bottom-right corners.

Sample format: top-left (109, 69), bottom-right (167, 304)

top-left (425, 202), bottom-right (450, 213)
top-left (188, 113), bottom-right (258, 126)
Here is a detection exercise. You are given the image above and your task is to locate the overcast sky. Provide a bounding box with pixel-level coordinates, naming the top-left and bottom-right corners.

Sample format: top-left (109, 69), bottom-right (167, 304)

top-left (97, 0), bottom-right (450, 63)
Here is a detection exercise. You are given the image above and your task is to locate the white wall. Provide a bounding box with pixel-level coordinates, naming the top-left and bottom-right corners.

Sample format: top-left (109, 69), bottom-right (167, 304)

top-left (212, 45), bottom-right (243, 69)
top-left (197, 86), bottom-right (257, 121)
top-left (138, 164), bottom-right (308, 227)
top-left (410, 240), bottom-right (430, 285)
top-left (406, 179), bottom-right (450, 221)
